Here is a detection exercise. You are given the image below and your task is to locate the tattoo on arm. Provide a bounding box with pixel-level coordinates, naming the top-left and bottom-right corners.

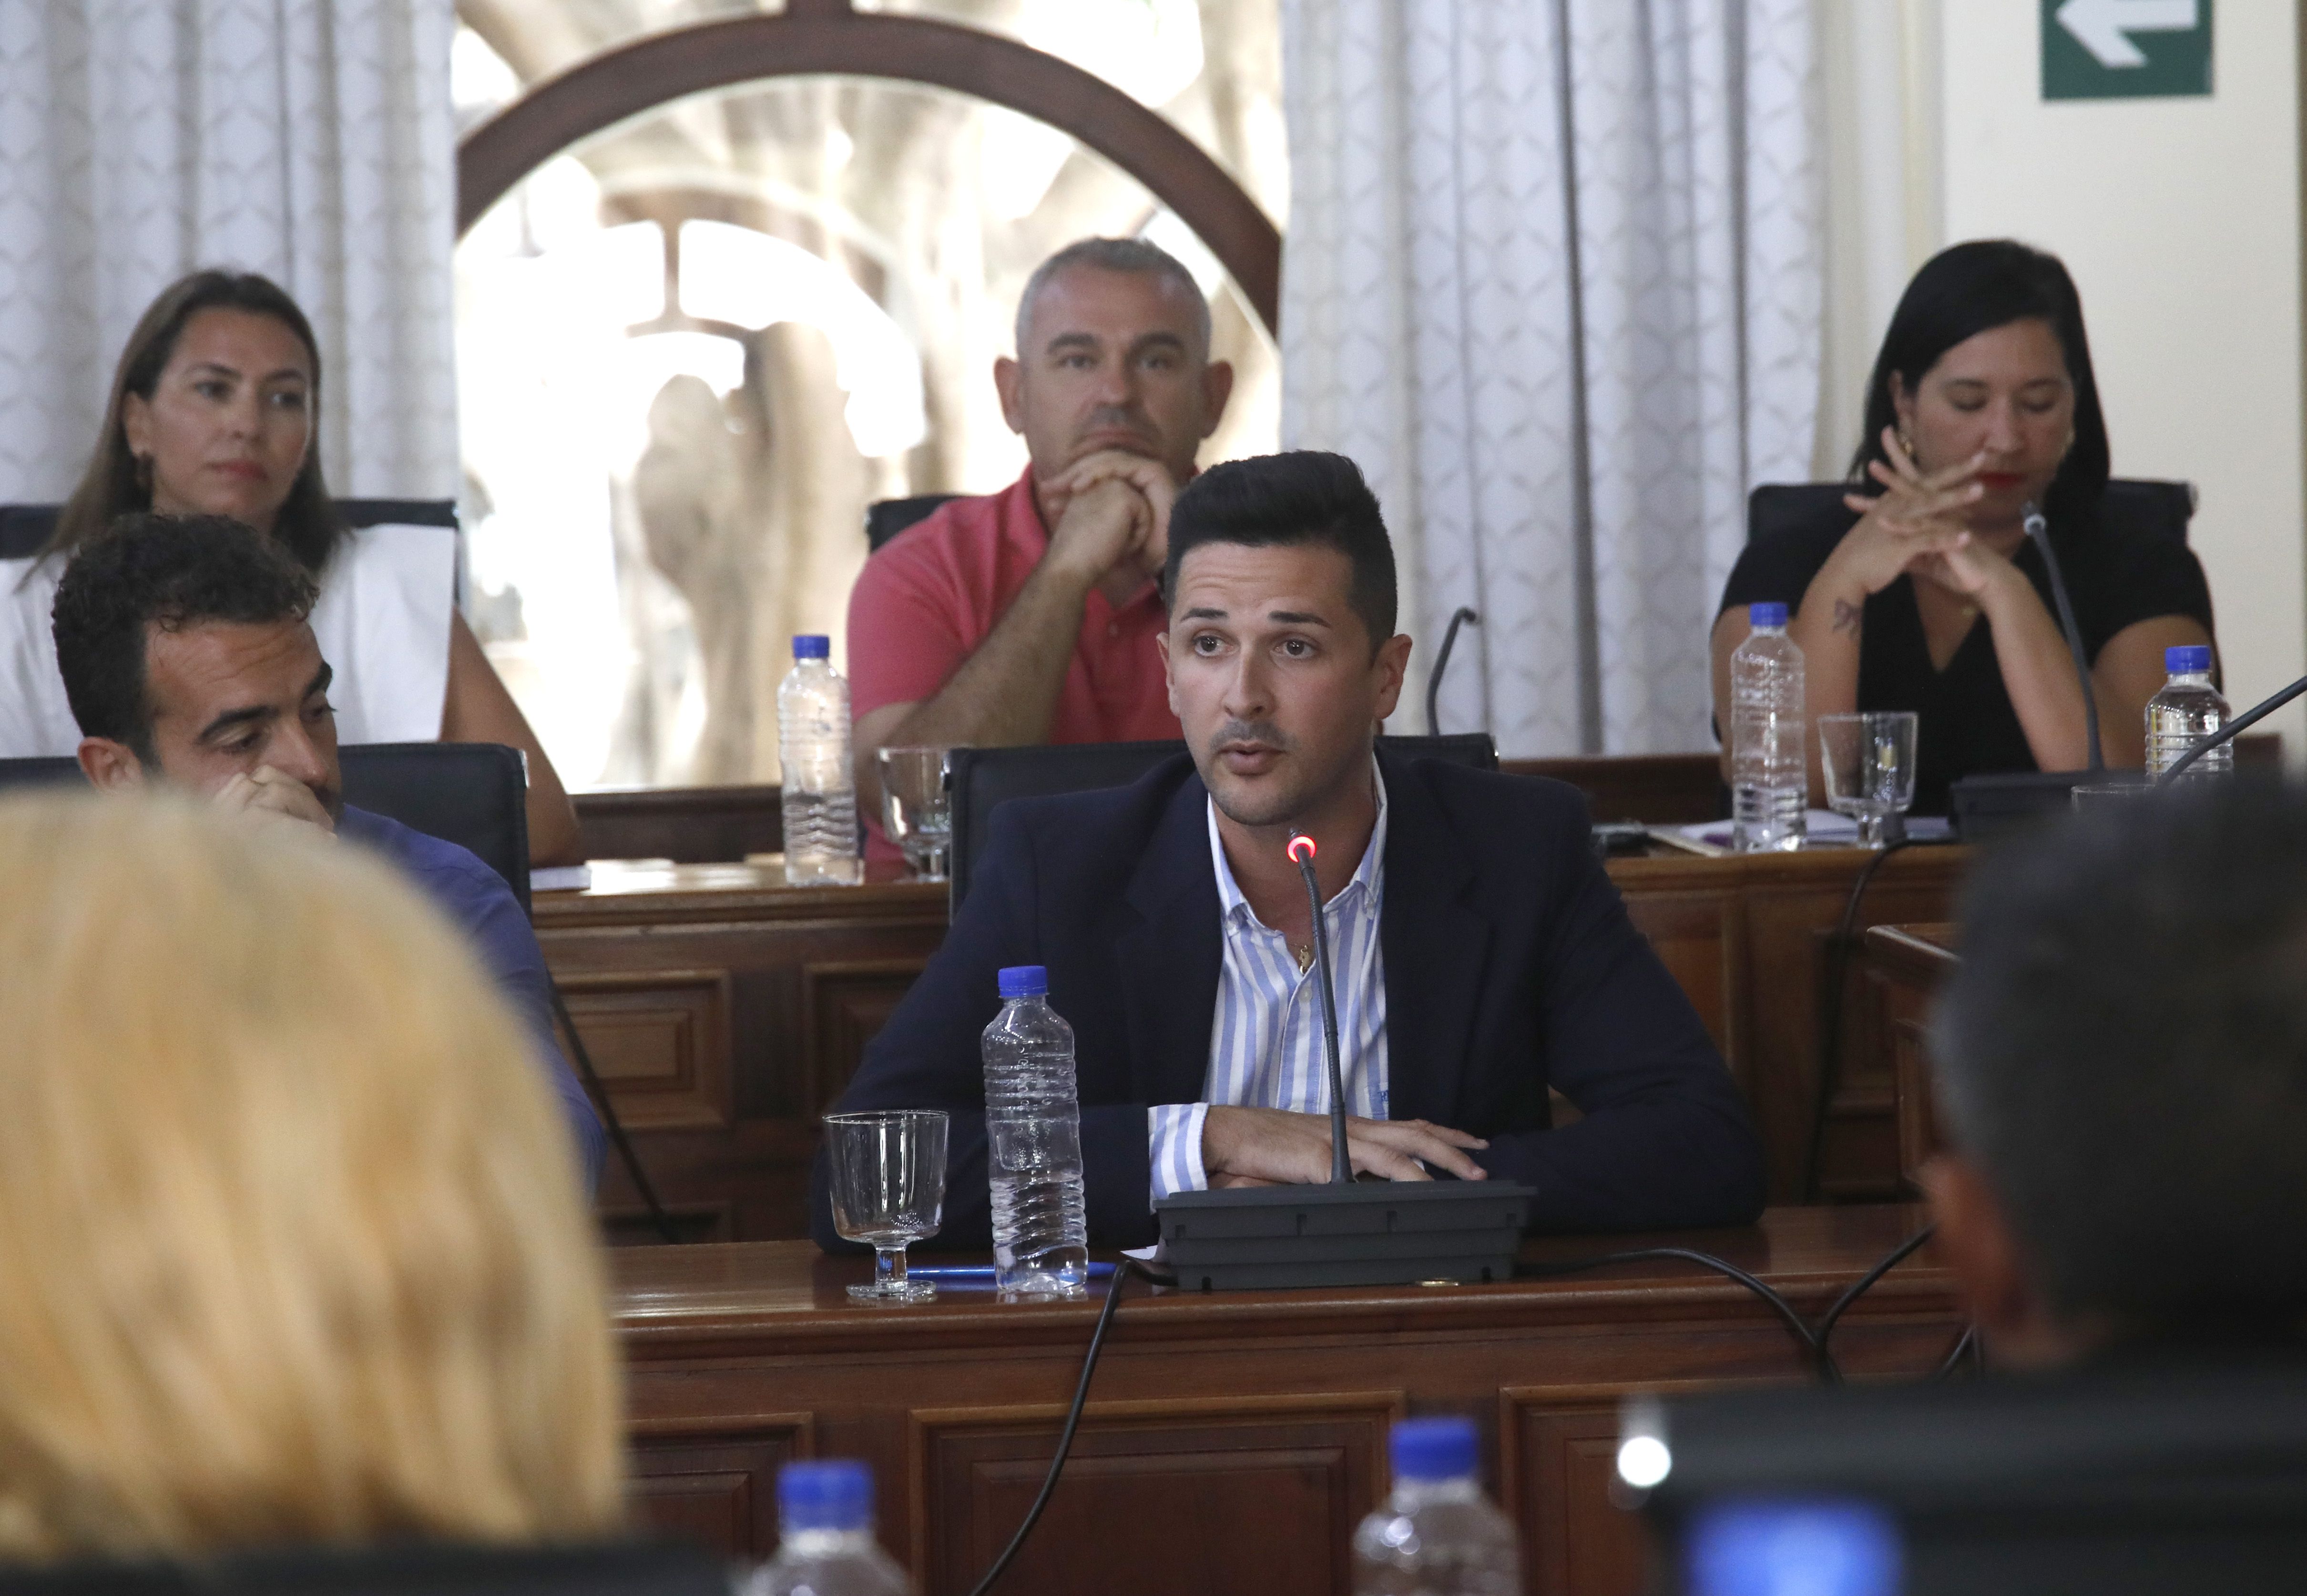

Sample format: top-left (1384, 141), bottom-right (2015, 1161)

top-left (1831, 599), bottom-right (1863, 639)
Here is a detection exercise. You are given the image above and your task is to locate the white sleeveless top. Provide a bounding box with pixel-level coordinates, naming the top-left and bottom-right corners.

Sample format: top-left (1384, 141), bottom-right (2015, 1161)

top-left (0, 523), bottom-right (459, 756)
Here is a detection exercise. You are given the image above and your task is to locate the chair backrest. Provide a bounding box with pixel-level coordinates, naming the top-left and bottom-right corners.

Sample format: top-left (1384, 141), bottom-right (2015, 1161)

top-left (0, 743), bottom-right (531, 917)
top-left (865, 494), bottom-right (960, 552)
top-left (0, 1537), bottom-right (728, 1596)
top-left (339, 742), bottom-right (533, 917)
top-left (1747, 478), bottom-right (2197, 547)
top-left (946, 732), bottom-right (1499, 911)
top-left (0, 501), bottom-right (457, 561)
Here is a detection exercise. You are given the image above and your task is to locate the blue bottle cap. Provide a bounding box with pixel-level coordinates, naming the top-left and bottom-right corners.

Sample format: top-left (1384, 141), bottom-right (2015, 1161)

top-left (997, 965), bottom-right (1048, 998)
top-left (1748, 602), bottom-right (1789, 629)
top-left (777, 1459), bottom-right (873, 1534)
top-left (2165, 644), bottom-right (2212, 674)
top-left (1390, 1416), bottom-right (1479, 1484)
top-left (793, 634), bottom-right (830, 660)
top-left (1687, 1500), bottom-right (1901, 1596)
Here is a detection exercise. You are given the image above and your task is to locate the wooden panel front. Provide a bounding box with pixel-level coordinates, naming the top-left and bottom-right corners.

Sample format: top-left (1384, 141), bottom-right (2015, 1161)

top-left (541, 863), bottom-right (947, 1241)
top-left (628, 1413), bottom-right (814, 1560)
top-left (910, 1394), bottom-right (1397, 1596)
top-left (614, 1209), bottom-right (1964, 1592)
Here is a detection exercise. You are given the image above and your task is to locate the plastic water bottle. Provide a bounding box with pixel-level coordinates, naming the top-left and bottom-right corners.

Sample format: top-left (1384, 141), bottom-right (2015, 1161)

top-left (778, 634), bottom-right (861, 886)
top-left (2145, 643), bottom-right (2230, 779)
top-left (982, 965), bottom-right (1089, 1299)
top-left (750, 1460), bottom-right (912, 1596)
top-left (1352, 1417), bottom-right (1520, 1595)
top-left (1731, 602), bottom-right (1807, 852)
top-left (1685, 1499), bottom-right (1901, 1596)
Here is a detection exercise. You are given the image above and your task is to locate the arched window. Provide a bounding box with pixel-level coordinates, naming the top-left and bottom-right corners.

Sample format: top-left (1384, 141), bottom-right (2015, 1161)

top-left (453, 1), bottom-right (1282, 790)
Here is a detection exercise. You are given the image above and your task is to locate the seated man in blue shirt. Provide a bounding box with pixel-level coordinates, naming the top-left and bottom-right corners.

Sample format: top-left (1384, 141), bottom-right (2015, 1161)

top-left (814, 449), bottom-right (1762, 1250)
top-left (50, 513), bottom-right (605, 1191)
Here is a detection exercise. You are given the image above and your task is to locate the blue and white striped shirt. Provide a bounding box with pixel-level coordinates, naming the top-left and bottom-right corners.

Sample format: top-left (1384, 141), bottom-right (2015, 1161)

top-left (1148, 769), bottom-right (1390, 1201)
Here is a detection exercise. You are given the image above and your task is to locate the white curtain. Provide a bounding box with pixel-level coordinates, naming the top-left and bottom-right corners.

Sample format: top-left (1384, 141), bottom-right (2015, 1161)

top-left (0, 0), bottom-right (459, 505)
top-left (1282, 0), bottom-right (1821, 756)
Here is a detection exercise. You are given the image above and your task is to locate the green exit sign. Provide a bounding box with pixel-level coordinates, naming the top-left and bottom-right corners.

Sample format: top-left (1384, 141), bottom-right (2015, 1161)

top-left (2042, 0), bottom-right (2212, 100)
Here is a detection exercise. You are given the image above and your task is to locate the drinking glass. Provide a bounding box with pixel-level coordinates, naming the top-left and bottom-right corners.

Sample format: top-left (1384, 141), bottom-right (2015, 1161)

top-left (824, 1109), bottom-right (948, 1302)
top-left (1817, 712), bottom-right (1919, 848)
top-left (878, 746), bottom-right (953, 882)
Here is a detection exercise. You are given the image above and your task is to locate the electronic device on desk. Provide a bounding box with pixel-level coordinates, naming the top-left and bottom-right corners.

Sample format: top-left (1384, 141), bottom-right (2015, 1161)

top-left (1154, 832), bottom-right (1532, 1291)
top-left (1593, 821), bottom-right (1652, 857)
top-left (1629, 1364), bottom-right (2307, 1594)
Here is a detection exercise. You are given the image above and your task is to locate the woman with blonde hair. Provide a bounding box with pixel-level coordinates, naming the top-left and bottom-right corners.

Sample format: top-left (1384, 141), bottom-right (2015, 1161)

top-left (0, 793), bottom-right (621, 1560)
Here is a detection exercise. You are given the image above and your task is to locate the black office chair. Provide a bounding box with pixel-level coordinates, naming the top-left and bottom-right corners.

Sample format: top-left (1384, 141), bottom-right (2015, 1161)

top-left (946, 732), bottom-right (1500, 910)
top-left (0, 744), bottom-right (532, 913)
top-left (1746, 477), bottom-right (2196, 547)
top-left (865, 494), bottom-right (960, 552)
top-left (0, 1538), bottom-right (728, 1596)
top-left (0, 499), bottom-right (458, 561)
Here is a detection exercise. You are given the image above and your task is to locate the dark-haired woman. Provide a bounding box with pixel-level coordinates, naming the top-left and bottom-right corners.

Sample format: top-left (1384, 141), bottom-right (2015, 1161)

top-left (1712, 239), bottom-right (2215, 813)
top-left (0, 270), bottom-right (581, 862)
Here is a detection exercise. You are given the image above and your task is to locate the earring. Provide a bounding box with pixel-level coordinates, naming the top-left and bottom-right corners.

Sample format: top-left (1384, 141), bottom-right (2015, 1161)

top-left (1895, 428), bottom-right (1916, 459)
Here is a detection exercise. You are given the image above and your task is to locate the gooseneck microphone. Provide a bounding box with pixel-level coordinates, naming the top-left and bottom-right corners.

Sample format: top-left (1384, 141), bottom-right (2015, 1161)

top-left (1287, 833), bottom-right (1354, 1186)
top-left (2156, 671), bottom-right (2307, 783)
top-left (2023, 501), bottom-right (2105, 773)
top-left (1425, 607), bottom-right (1480, 736)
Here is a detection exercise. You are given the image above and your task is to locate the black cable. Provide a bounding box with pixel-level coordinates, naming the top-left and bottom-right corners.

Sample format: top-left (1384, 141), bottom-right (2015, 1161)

top-left (550, 980), bottom-right (682, 1244)
top-left (1519, 1246), bottom-right (1840, 1383)
top-left (1815, 1222), bottom-right (1936, 1362)
top-left (1801, 836), bottom-right (1918, 1200)
top-left (1934, 1323), bottom-right (1981, 1381)
top-left (958, 1229), bottom-right (1940, 1589)
top-left (2024, 506), bottom-right (2104, 773)
top-left (964, 1257), bottom-right (1139, 1596)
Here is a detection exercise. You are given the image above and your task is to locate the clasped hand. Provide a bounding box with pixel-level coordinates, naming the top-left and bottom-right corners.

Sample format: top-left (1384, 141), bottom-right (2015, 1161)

top-left (1038, 450), bottom-right (1178, 591)
top-left (1837, 428), bottom-right (2017, 603)
top-left (1202, 1103), bottom-right (1490, 1188)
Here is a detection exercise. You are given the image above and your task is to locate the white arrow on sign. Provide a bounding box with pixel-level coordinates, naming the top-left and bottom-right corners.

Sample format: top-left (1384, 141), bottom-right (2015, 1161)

top-left (2055, 0), bottom-right (2199, 70)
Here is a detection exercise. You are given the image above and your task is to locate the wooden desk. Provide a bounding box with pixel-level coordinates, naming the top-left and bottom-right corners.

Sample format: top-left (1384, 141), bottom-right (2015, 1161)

top-left (1858, 923), bottom-right (1961, 1194)
top-left (615, 1205), bottom-right (1960, 1596)
top-left (542, 846), bottom-right (1974, 1238)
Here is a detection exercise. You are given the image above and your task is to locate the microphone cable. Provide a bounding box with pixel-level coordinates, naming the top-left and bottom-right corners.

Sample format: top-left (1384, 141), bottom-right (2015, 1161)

top-left (960, 1225), bottom-right (1963, 1590)
top-left (1800, 836), bottom-right (1921, 1201)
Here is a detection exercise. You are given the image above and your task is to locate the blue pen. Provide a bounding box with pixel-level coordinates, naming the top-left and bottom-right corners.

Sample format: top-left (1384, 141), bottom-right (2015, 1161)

top-left (909, 1262), bottom-right (1118, 1285)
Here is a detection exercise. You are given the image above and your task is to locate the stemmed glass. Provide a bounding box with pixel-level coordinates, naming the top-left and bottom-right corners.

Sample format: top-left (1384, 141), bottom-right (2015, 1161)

top-left (1817, 712), bottom-right (1919, 848)
top-left (878, 746), bottom-right (953, 882)
top-left (824, 1109), bottom-right (948, 1302)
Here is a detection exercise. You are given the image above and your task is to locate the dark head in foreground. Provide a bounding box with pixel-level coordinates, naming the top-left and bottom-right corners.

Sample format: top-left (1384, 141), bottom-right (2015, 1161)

top-left (0, 795), bottom-right (620, 1556)
top-left (1160, 449), bottom-right (1410, 838)
top-left (1929, 779), bottom-right (2307, 1365)
top-left (53, 513), bottom-right (345, 829)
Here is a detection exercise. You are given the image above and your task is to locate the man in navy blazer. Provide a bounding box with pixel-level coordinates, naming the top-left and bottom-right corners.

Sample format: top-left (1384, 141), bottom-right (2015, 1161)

top-left (815, 451), bottom-right (1763, 1251)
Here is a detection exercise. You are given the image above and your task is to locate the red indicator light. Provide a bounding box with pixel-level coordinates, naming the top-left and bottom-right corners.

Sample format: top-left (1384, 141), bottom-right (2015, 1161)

top-left (1286, 834), bottom-right (1317, 864)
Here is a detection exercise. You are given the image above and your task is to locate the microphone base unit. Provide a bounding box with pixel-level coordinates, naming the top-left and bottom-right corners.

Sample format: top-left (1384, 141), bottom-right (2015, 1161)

top-left (1154, 1180), bottom-right (1534, 1291)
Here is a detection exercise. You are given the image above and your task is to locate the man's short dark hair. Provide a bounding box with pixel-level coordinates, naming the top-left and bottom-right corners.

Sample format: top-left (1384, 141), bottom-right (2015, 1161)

top-left (51, 513), bottom-right (319, 762)
top-left (1934, 779), bottom-right (2307, 1340)
top-left (1162, 451), bottom-right (1397, 653)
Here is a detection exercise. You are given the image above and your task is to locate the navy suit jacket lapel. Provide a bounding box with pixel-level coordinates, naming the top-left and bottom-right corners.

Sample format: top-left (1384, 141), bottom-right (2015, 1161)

top-left (1378, 752), bottom-right (1489, 1127)
top-left (1115, 774), bottom-right (1224, 1108)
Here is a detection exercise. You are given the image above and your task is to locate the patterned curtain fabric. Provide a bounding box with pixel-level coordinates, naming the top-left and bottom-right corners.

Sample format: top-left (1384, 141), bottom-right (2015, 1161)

top-left (0, 0), bottom-right (459, 504)
top-left (1281, 0), bottom-right (1820, 756)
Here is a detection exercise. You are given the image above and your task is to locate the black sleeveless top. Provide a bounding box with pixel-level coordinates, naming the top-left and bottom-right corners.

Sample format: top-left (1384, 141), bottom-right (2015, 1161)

top-left (1717, 504), bottom-right (2214, 814)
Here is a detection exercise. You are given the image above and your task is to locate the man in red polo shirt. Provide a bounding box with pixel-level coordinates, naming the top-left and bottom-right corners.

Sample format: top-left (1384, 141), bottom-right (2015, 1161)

top-left (848, 238), bottom-right (1235, 844)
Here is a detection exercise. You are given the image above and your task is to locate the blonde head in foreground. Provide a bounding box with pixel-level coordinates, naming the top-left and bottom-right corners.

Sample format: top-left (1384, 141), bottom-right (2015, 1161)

top-left (0, 793), bottom-right (623, 1560)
